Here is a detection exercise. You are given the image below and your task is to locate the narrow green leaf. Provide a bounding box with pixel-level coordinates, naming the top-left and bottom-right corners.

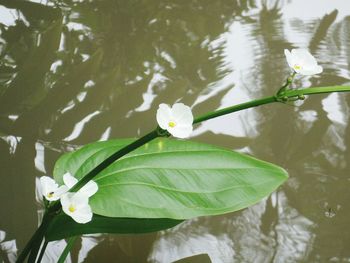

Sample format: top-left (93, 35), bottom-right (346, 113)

top-left (54, 138), bottom-right (288, 220)
top-left (57, 236), bottom-right (77, 263)
top-left (45, 213), bottom-right (182, 241)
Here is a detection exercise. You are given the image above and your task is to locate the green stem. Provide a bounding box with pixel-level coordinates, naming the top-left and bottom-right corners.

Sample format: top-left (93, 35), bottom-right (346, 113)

top-left (283, 85), bottom-right (350, 97)
top-left (71, 129), bottom-right (159, 192)
top-left (57, 236), bottom-right (77, 263)
top-left (193, 85), bottom-right (350, 124)
top-left (35, 241), bottom-right (48, 263)
top-left (19, 84), bottom-right (350, 262)
top-left (194, 96), bottom-right (277, 124)
top-left (16, 213), bottom-right (53, 263)
top-left (50, 129), bottom-right (159, 211)
top-left (277, 72), bottom-right (296, 95)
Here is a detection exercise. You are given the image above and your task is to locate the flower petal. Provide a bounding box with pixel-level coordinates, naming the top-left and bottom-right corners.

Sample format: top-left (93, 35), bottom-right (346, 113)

top-left (299, 65), bottom-right (323, 76)
top-left (63, 172), bottom-right (78, 188)
top-left (61, 192), bottom-right (92, 223)
top-left (39, 176), bottom-right (64, 201)
top-left (71, 203), bottom-right (93, 224)
top-left (156, 104), bottom-right (172, 129)
top-left (55, 185), bottom-right (69, 197)
top-left (60, 192), bottom-right (74, 214)
top-left (40, 176), bottom-right (58, 195)
top-left (286, 48), bottom-right (322, 76)
top-left (170, 125), bottom-right (193, 139)
top-left (284, 49), bottom-right (293, 68)
top-left (35, 177), bottom-right (44, 204)
top-left (73, 191), bottom-right (90, 205)
top-left (172, 103), bottom-right (193, 125)
top-left (80, 180), bottom-right (98, 198)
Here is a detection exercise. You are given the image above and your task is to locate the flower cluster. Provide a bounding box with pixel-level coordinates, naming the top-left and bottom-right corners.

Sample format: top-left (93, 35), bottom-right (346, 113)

top-left (39, 173), bottom-right (98, 224)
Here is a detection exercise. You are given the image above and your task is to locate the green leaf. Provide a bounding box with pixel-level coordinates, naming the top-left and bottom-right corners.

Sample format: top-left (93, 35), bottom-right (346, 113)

top-left (45, 213), bottom-right (182, 241)
top-left (54, 138), bottom-right (288, 220)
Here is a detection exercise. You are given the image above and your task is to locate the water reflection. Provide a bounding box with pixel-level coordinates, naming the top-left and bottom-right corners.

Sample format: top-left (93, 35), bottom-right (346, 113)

top-left (149, 222), bottom-right (235, 262)
top-left (0, 0), bottom-right (350, 262)
top-left (0, 230), bottom-right (17, 263)
top-left (149, 192), bottom-right (314, 263)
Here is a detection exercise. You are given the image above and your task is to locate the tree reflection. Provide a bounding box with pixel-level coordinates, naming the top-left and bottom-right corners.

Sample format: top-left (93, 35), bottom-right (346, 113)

top-left (0, 0), bottom-right (257, 143)
top-left (1, 0), bottom-right (350, 262)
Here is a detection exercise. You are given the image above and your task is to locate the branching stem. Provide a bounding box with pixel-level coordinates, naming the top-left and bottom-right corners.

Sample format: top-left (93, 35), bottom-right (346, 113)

top-left (17, 84), bottom-right (350, 263)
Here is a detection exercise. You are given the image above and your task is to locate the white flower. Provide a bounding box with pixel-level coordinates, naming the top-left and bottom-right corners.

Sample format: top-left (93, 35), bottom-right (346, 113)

top-left (39, 176), bottom-right (68, 202)
top-left (60, 173), bottom-right (98, 224)
top-left (63, 172), bottom-right (98, 197)
top-left (284, 49), bottom-right (323, 76)
top-left (60, 192), bottom-right (93, 224)
top-left (156, 103), bottom-right (193, 138)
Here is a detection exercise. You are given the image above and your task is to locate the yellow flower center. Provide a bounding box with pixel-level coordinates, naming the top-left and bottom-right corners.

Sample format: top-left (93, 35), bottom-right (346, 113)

top-left (68, 205), bottom-right (76, 213)
top-left (47, 192), bottom-right (54, 198)
top-left (294, 64), bottom-right (301, 70)
top-left (168, 121), bottom-right (176, 128)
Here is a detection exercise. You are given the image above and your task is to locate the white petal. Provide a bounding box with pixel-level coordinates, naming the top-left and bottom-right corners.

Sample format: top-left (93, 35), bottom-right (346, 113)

top-left (170, 125), bottom-right (193, 139)
top-left (63, 172), bottom-right (98, 198)
top-left (61, 193), bottom-right (92, 224)
top-left (35, 177), bottom-right (44, 204)
top-left (63, 172), bottom-right (78, 188)
top-left (79, 180), bottom-right (98, 197)
top-left (46, 194), bottom-right (60, 201)
top-left (40, 176), bottom-right (58, 195)
top-left (285, 48), bottom-right (322, 76)
top-left (300, 65), bottom-right (323, 76)
top-left (55, 185), bottom-right (69, 197)
top-left (71, 204), bottom-right (93, 224)
top-left (292, 49), bottom-right (315, 63)
top-left (284, 49), bottom-right (293, 68)
top-left (171, 103), bottom-right (193, 125)
top-left (39, 176), bottom-right (63, 201)
top-left (60, 193), bottom-right (73, 213)
top-left (44, 185), bottom-right (68, 201)
top-left (156, 104), bottom-right (172, 129)
top-left (74, 191), bottom-right (90, 205)
top-left (314, 65), bottom-right (323, 74)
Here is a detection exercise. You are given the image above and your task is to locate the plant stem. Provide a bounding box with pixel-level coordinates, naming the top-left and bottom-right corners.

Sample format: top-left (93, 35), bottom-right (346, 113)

top-left (16, 213), bottom-right (53, 263)
top-left (194, 85), bottom-right (350, 124)
top-left (18, 84), bottom-right (350, 262)
top-left (277, 72), bottom-right (296, 95)
top-left (35, 241), bottom-right (48, 263)
top-left (52, 85), bottom-right (350, 197)
top-left (283, 85), bottom-right (350, 97)
top-left (57, 236), bottom-right (77, 263)
top-left (50, 129), bottom-right (159, 211)
top-left (194, 96), bottom-right (277, 124)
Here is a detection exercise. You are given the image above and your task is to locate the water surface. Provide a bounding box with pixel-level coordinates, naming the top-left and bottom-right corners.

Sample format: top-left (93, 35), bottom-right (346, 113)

top-left (0, 0), bottom-right (350, 262)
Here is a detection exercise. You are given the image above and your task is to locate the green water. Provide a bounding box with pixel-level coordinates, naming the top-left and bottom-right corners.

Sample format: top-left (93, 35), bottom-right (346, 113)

top-left (0, 0), bottom-right (350, 262)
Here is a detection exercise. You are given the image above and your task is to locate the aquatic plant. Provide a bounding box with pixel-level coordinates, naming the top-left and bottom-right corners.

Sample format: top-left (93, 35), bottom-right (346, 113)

top-left (17, 50), bottom-right (350, 262)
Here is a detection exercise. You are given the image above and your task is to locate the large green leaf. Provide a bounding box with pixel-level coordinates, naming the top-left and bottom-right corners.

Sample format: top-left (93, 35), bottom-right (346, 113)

top-left (54, 138), bottom-right (288, 219)
top-left (45, 213), bottom-right (182, 241)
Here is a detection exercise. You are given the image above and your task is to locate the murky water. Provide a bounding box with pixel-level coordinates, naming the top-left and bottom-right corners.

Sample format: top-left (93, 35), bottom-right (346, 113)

top-left (1, 0), bottom-right (350, 262)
